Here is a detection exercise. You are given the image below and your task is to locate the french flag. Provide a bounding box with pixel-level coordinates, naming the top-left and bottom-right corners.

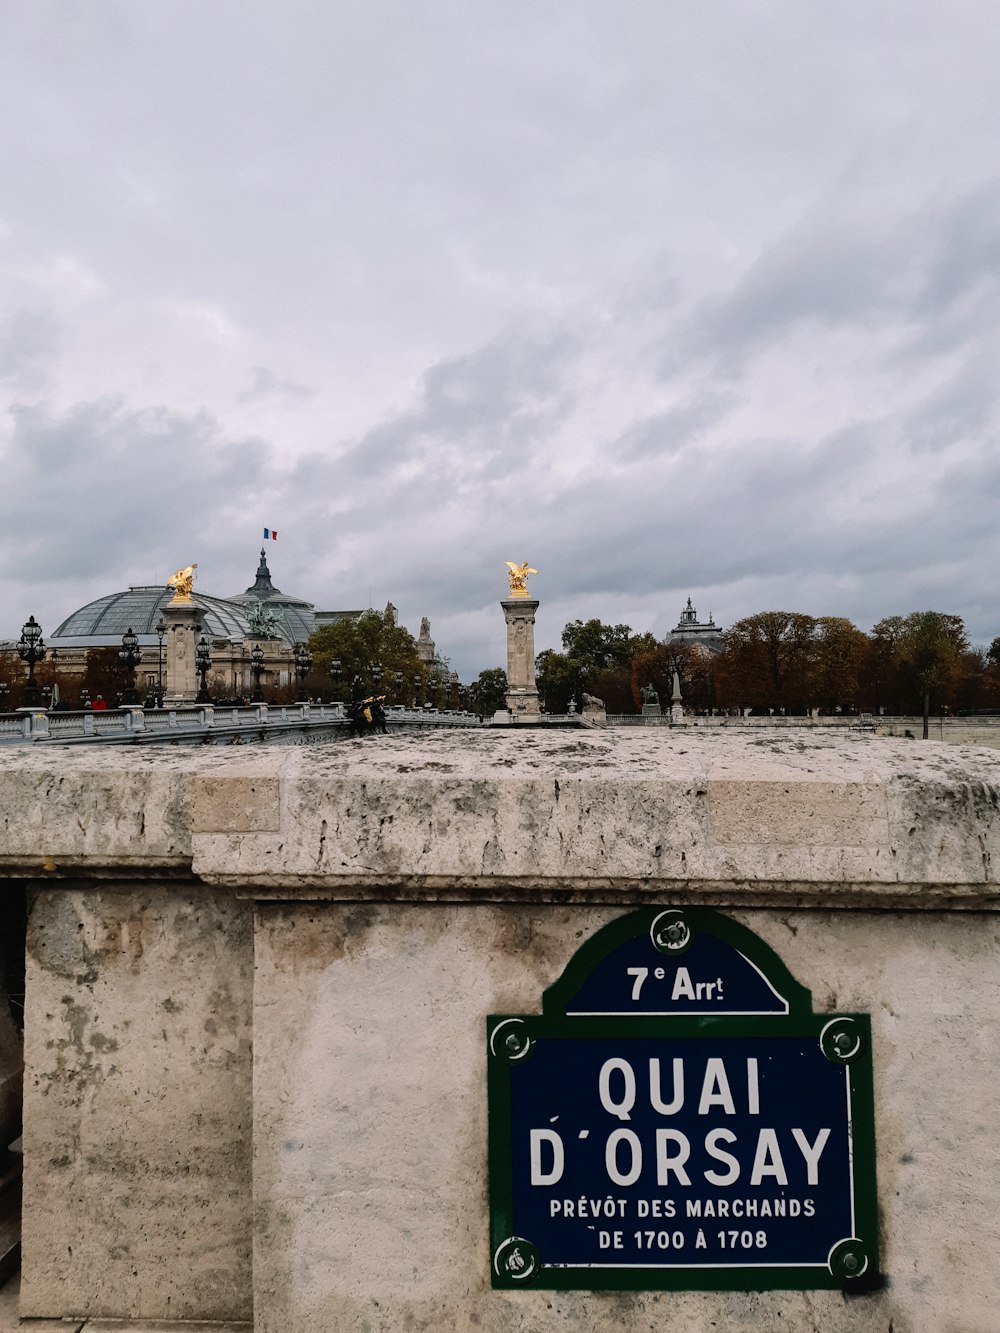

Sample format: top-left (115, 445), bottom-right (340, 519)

top-left (264, 527), bottom-right (278, 541)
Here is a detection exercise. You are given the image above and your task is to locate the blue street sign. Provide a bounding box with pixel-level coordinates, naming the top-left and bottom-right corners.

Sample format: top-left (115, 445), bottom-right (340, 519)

top-left (488, 908), bottom-right (878, 1291)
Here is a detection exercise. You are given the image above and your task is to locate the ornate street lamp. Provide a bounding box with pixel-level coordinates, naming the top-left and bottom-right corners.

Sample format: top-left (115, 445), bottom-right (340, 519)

top-left (0, 682), bottom-right (8, 712)
top-left (394, 670), bottom-right (403, 704)
top-left (294, 642), bottom-right (313, 699)
top-left (195, 636), bottom-right (212, 703)
top-left (17, 615), bottom-right (46, 708)
top-left (119, 627), bottom-right (141, 704)
top-left (156, 621), bottom-right (166, 706)
top-left (250, 642), bottom-right (265, 703)
top-left (412, 674), bottom-right (422, 708)
top-left (330, 657), bottom-right (343, 701)
top-left (371, 663), bottom-right (383, 693)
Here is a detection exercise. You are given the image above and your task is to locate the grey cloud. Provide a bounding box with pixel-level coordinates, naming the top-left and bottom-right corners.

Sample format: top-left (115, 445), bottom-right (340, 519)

top-left (913, 180), bottom-right (1000, 316)
top-left (1, 399), bottom-right (272, 594)
top-left (615, 390), bottom-right (737, 462)
top-left (322, 331), bottom-right (579, 485)
top-left (905, 358), bottom-right (998, 454)
top-left (0, 309), bottom-right (63, 391)
top-left (238, 367), bottom-right (315, 403)
top-left (685, 181), bottom-right (1000, 378)
top-left (687, 223), bottom-right (917, 375)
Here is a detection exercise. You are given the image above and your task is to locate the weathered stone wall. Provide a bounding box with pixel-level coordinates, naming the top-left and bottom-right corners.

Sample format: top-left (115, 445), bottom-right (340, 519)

top-left (0, 731), bottom-right (998, 1330)
top-left (253, 902), bottom-right (999, 1333)
top-left (21, 886), bottom-right (252, 1321)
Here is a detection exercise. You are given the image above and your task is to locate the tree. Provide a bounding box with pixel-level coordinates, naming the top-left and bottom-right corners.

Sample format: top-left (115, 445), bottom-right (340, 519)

top-left (862, 617), bottom-right (907, 716)
top-left (896, 611), bottom-right (967, 738)
top-left (467, 668), bottom-right (507, 717)
top-left (535, 650), bottom-right (574, 714)
top-left (553, 619), bottom-right (656, 714)
top-left (82, 648), bottom-right (133, 708)
top-left (0, 649), bottom-right (22, 711)
top-left (560, 620), bottom-right (638, 671)
top-left (812, 618), bottom-right (868, 714)
top-left (308, 608), bottom-right (425, 704)
top-left (714, 612), bottom-right (817, 713)
top-left (630, 641), bottom-right (715, 713)
top-left (953, 646), bottom-right (995, 715)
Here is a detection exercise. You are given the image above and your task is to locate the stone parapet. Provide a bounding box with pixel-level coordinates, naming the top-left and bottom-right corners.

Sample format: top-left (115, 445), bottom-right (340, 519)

top-left (0, 732), bottom-right (998, 905)
top-left (2, 732), bottom-right (1000, 1330)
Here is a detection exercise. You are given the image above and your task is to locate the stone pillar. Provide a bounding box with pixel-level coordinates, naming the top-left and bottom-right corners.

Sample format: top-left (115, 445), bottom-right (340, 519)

top-left (670, 668), bottom-right (686, 725)
top-left (164, 603), bottom-right (204, 704)
top-left (501, 598), bottom-right (539, 717)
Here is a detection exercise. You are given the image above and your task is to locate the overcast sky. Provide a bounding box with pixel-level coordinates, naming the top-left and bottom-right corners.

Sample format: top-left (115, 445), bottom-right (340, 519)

top-left (2, 3), bottom-right (999, 677)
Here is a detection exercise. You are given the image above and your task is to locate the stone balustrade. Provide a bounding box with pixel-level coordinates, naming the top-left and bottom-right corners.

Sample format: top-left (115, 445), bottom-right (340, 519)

top-left (0, 702), bottom-right (483, 746)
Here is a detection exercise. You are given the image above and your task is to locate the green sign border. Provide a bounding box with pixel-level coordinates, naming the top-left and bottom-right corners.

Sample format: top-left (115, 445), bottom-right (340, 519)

top-left (487, 907), bottom-right (880, 1292)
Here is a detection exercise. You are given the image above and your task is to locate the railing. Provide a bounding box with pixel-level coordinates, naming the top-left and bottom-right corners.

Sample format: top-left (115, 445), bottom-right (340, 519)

top-left (0, 703), bottom-right (484, 746)
top-left (606, 714), bottom-right (673, 726)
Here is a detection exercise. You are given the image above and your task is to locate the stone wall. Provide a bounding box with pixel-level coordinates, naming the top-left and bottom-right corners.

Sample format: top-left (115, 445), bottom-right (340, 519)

top-left (21, 886), bottom-right (253, 1320)
top-left (0, 731), bottom-right (998, 1330)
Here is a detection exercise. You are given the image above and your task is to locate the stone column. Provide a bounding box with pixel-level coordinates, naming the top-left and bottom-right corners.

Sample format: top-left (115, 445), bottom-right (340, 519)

top-left (670, 668), bottom-right (686, 725)
top-left (164, 602), bottom-right (205, 704)
top-left (502, 598), bottom-right (540, 717)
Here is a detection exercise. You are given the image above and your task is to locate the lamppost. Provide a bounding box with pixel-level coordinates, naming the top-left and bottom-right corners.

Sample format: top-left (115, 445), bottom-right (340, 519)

top-left (17, 615), bottom-right (46, 708)
top-left (371, 663), bottom-right (383, 695)
top-left (330, 657), bottom-right (343, 702)
top-left (294, 642), bottom-right (313, 700)
top-left (394, 670), bottom-right (403, 705)
top-left (119, 627), bottom-right (141, 704)
top-left (250, 643), bottom-right (265, 703)
top-left (195, 636), bottom-right (212, 703)
top-left (156, 621), bottom-right (166, 706)
top-left (0, 682), bottom-right (8, 712)
top-left (413, 674), bottom-right (423, 708)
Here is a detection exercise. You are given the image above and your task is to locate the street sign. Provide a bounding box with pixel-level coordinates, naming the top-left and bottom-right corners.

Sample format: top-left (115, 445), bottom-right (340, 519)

top-left (488, 908), bottom-right (878, 1291)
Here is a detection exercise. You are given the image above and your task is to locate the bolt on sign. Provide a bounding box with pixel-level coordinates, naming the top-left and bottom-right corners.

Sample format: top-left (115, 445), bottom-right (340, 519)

top-left (487, 908), bottom-right (878, 1292)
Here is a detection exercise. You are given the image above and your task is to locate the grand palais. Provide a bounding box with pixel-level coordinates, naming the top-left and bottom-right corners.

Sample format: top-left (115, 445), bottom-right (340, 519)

top-left (40, 548), bottom-right (441, 700)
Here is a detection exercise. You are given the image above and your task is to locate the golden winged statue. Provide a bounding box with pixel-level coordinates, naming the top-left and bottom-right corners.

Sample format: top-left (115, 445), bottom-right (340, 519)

top-left (166, 563), bottom-right (198, 604)
top-left (505, 561), bottom-right (538, 598)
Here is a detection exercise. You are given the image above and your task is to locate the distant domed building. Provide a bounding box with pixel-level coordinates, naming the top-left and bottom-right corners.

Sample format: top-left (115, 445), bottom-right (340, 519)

top-left (665, 598), bottom-right (724, 655)
top-left (40, 549), bottom-right (445, 705)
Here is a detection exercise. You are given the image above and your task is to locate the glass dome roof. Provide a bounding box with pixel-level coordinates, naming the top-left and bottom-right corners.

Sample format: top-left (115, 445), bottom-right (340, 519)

top-left (50, 553), bottom-right (318, 648)
top-left (52, 588), bottom-right (255, 646)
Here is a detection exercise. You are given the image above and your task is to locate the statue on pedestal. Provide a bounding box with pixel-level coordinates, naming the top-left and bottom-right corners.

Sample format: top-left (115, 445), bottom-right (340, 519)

top-left (505, 562), bottom-right (538, 598)
top-left (501, 562), bottom-right (540, 716)
top-left (640, 681), bottom-right (662, 717)
top-left (166, 563), bottom-right (198, 604)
